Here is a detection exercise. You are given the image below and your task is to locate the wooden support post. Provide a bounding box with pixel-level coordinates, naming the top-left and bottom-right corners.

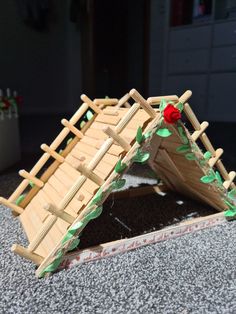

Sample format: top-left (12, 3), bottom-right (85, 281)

top-left (61, 119), bottom-right (83, 139)
top-left (94, 98), bottom-right (118, 106)
top-left (147, 95), bottom-right (179, 105)
top-left (28, 215), bottom-right (57, 252)
top-left (41, 144), bottom-right (64, 163)
top-left (103, 126), bottom-right (131, 151)
top-left (208, 148), bottom-right (223, 168)
top-left (223, 171), bottom-right (236, 189)
top-left (0, 197), bottom-right (24, 214)
top-left (75, 163), bottom-right (104, 186)
top-left (129, 89), bottom-right (156, 118)
top-left (80, 94), bottom-right (101, 114)
top-left (44, 204), bottom-right (74, 224)
top-left (11, 244), bottom-right (43, 265)
top-left (116, 93), bottom-right (131, 108)
top-left (177, 90), bottom-right (192, 106)
top-left (19, 170), bottom-right (44, 188)
top-left (191, 121), bottom-right (209, 142)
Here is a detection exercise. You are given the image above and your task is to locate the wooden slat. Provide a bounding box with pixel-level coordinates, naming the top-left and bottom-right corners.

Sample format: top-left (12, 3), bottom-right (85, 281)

top-left (94, 114), bottom-right (121, 125)
top-left (80, 94), bottom-right (101, 114)
top-left (129, 89), bottom-right (156, 118)
top-left (85, 128), bottom-right (109, 140)
top-left (103, 126), bottom-right (131, 151)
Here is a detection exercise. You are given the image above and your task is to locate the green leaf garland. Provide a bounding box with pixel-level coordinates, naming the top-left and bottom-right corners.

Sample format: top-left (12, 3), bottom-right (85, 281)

top-left (115, 159), bottom-right (127, 174)
top-left (176, 144), bottom-right (191, 153)
top-left (203, 151), bottom-right (212, 160)
top-left (156, 128), bottom-right (172, 138)
top-left (159, 99), bottom-right (167, 112)
top-left (136, 126), bottom-right (143, 144)
top-left (133, 148), bottom-right (150, 164)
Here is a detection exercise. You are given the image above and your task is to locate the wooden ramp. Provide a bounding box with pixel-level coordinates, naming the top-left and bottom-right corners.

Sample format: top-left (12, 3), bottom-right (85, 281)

top-left (0, 89), bottom-right (235, 277)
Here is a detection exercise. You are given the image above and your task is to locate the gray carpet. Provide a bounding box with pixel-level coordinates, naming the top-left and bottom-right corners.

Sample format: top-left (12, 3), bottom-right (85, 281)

top-left (0, 168), bottom-right (236, 313)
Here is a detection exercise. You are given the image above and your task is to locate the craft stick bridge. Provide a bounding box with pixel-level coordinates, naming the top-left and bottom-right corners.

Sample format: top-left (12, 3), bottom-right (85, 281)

top-left (0, 88), bottom-right (235, 277)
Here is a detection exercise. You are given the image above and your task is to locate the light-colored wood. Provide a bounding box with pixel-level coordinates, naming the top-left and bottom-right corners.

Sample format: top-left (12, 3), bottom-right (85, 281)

top-left (177, 90), bottom-right (192, 106)
top-left (80, 94), bottom-right (101, 114)
top-left (223, 171), bottom-right (236, 189)
top-left (61, 119), bottom-right (83, 139)
top-left (19, 170), bottom-right (44, 188)
top-left (184, 103), bottom-right (201, 131)
top-left (191, 121), bottom-right (209, 141)
top-left (102, 109), bottom-right (119, 116)
top-left (9, 102), bottom-right (90, 203)
top-left (75, 163), bottom-right (104, 186)
top-left (147, 95), bottom-right (179, 105)
top-left (94, 98), bottom-right (118, 106)
top-left (116, 93), bottom-right (131, 108)
top-left (129, 89), bottom-right (156, 118)
top-left (209, 148), bottom-right (224, 167)
top-left (41, 144), bottom-right (64, 163)
top-left (0, 197), bottom-right (23, 214)
top-left (103, 126), bottom-right (131, 151)
top-left (95, 114), bottom-right (121, 125)
top-left (11, 244), bottom-right (43, 265)
top-left (28, 215), bottom-right (57, 252)
top-left (44, 204), bottom-right (74, 224)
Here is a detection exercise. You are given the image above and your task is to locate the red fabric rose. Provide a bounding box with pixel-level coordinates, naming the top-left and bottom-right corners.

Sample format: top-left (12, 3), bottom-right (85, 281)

top-left (163, 104), bottom-right (181, 124)
top-left (3, 98), bottom-right (11, 109)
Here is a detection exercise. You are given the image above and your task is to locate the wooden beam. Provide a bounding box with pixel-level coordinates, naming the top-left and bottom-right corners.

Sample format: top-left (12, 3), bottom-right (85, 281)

top-left (103, 126), bottom-right (131, 151)
top-left (0, 197), bottom-right (24, 214)
top-left (18, 170), bottom-right (44, 188)
top-left (44, 204), bottom-right (74, 224)
top-left (116, 93), bottom-right (131, 108)
top-left (75, 163), bottom-right (104, 186)
top-left (147, 95), bottom-right (179, 105)
top-left (129, 89), bottom-right (156, 118)
top-left (177, 90), bottom-right (192, 106)
top-left (80, 94), bottom-right (101, 114)
top-left (28, 215), bottom-right (57, 252)
top-left (208, 148), bottom-right (223, 168)
top-left (223, 171), bottom-right (236, 189)
top-left (94, 98), bottom-right (118, 106)
top-left (191, 121), bottom-right (209, 141)
top-left (61, 119), bottom-right (83, 139)
top-left (41, 144), bottom-right (64, 163)
top-left (11, 244), bottom-right (43, 265)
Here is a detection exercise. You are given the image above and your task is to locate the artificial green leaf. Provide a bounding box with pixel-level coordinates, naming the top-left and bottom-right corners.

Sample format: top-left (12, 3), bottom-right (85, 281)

top-left (112, 179), bottom-right (126, 190)
top-left (177, 126), bottom-right (189, 144)
top-left (228, 188), bottom-right (236, 199)
top-left (90, 188), bottom-right (103, 206)
top-left (156, 128), bottom-right (172, 138)
top-left (176, 102), bottom-right (184, 112)
top-left (144, 130), bottom-right (152, 140)
top-left (40, 250), bottom-right (63, 276)
top-left (215, 171), bottom-right (223, 185)
top-left (176, 144), bottom-right (191, 153)
top-left (80, 120), bottom-right (86, 129)
top-left (115, 159), bottom-right (127, 174)
top-left (204, 151), bottom-right (212, 160)
top-left (67, 137), bottom-right (73, 145)
top-left (159, 99), bottom-right (167, 112)
top-left (224, 210), bottom-right (236, 220)
top-left (224, 199), bottom-right (236, 211)
top-left (136, 126), bottom-right (144, 144)
top-left (68, 238), bottom-right (80, 251)
top-left (29, 181), bottom-right (35, 188)
top-left (185, 153), bottom-right (196, 160)
top-left (199, 159), bottom-right (207, 167)
top-left (200, 174), bottom-right (216, 184)
top-left (16, 194), bottom-right (25, 206)
top-left (85, 205), bottom-right (103, 221)
top-left (133, 149), bottom-right (150, 164)
top-left (86, 110), bottom-right (93, 121)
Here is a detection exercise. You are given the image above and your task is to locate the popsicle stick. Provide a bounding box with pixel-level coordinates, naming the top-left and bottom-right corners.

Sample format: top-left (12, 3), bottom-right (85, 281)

top-left (19, 170), bottom-right (44, 188)
top-left (81, 94), bottom-right (101, 114)
top-left (129, 89), bottom-right (156, 118)
top-left (103, 126), bottom-right (131, 151)
top-left (44, 204), bottom-right (74, 224)
top-left (0, 197), bottom-right (23, 214)
top-left (11, 244), bottom-right (43, 265)
top-left (61, 119), bottom-right (83, 139)
top-left (41, 144), bottom-right (64, 163)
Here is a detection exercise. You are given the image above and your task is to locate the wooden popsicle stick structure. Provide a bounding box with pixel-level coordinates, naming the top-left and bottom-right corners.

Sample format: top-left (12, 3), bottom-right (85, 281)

top-left (0, 88), bottom-right (235, 278)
